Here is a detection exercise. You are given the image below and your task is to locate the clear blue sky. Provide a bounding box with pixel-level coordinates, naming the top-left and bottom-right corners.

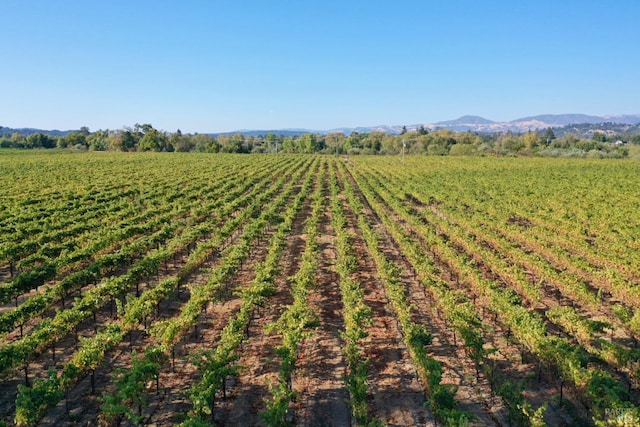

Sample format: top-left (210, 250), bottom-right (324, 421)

top-left (2, 0), bottom-right (639, 133)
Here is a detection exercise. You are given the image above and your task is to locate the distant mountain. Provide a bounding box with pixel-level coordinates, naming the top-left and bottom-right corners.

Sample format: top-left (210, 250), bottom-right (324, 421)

top-left (512, 114), bottom-right (604, 126)
top-left (428, 113), bottom-right (640, 134)
top-left (4, 113), bottom-right (640, 139)
top-left (327, 125), bottom-right (405, 134)
top-left (552, 121), bottom-right (640, 139)
top-left (322, 114), bottom-right (640, 135)
top-left (435, 115), bottom-right (496, 126)
top-left (602, 114), bottom-right (640, 125)
top-left (0, 127), bottom-right (72, 137)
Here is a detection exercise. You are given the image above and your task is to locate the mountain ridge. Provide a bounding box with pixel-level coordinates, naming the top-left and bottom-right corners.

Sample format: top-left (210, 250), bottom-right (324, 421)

top-left (3, 114), bottom-right (640, 137)
top-left (436, 115), bottom-right (497, 126)
top-left (319, 114), bottom-right (640, 135)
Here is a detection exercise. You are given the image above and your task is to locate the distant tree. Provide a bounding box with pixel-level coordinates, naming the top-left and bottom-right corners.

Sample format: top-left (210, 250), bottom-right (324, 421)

top-left (297, 133), bottom-right (318, 153)
top-left (561, 133), bottom-right (580, 147)
top-left (523, 130), bottom-right (541, 151)
top-left (550, 133), bottom-right (579, 149)
top-left (191, 133), bottom-right (218, 152)
top-left (400, 126), bottom-right (407, 135)
top-left (381, 134), bottom-right (401, 154)
top-left (87, 130), bottom-right (109, 151)
top-left (230, 133), bottom-right (246, 152)
top-left (420, 130), bottom-right (456, 155)
top-left (282, 136), bottom-right (295, 153)
top-left (345, 131), bottom-right (364, 153)
top-left (243, 135), bottom-right (256, 152)
top-left (417, 125), bottom-right (428, 135)
top-left (218, 133), bottom-right (244, 153)
top-left (64, 131), bottom-right (88, 148)
top-left (10, 132), bottom-right (22, 144)
top-left (138, 128), bottom-right (166, 151)
top-left (170, 129), bottom-right (194, 152)
top-left (458, 131), bottom-right (481, 145)
top-left (6, 132), bottom-right (19, 144)
top-left (119, 130), bottom-right (139, 151)
top-left (591, 131), bottom-right (606, 143)
top-left (576, 139), bottom-right (600, 152)
top-left (134, 123), bottom-right (154, 134)
top-left (265, 132), bottom-right (276, 153)
top-left (24, 133), bottom-right (56, 149)
top-left (361, 132), bottom-right (384, 154)
top-left (501, 134), bottom-right (525, 152)
top-left (542, 127), bottom-right (556, 144)
top-left (324, 132), bottom-right (345, 154)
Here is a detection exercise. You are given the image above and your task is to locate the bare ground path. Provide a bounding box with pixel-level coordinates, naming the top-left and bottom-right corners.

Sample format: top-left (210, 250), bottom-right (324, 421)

top-left (41, 223), bottom-right (273, 426)
top-left (340, 163), bottom-right (506, 426)
top-left (292, 184), bottom-right (352, 427)
top-left (352, 165), bottom-right (589, 425)
top-left (377, 228), bottom-right (508, 426)
top-left (338, 175), bottom-right (433, 426)
top-left (215, 195), bottom-right (312, 426)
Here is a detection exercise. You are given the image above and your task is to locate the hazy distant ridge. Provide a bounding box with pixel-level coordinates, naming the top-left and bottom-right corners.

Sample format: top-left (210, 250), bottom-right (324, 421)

top-left (425, 114), bottom-right (640, 133)
top-left (3, 114), bottom-right (640, 137)
top-left (329, 113), bottom-right (640, 135)
top-left (436, 115), bottom-right (497, 126)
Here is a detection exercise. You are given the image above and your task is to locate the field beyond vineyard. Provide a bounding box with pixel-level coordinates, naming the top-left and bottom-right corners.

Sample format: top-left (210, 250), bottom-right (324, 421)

top-left (2, 151), bottom-right (640, 426)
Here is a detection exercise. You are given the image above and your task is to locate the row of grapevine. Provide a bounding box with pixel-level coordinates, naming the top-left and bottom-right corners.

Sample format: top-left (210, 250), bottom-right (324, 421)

top-left (368, 161), bottom-right (640, 386)
top-left (178, 158), bottom-right (320, 425)
top-left (397, 184), bottom-right (640, 386)
top-left (12, 156), bottom-right (315, 426)
top-left (262, 159), bottom-right (325, 425)
top-left (327, 161), bottom-right (375, 425)
top-left (0, 153), bottom-right (274, 271)
top-left (5, 152), bottom-right (640, 426)
top-left (337, 161), bottom-right (474, 425)
top-left (1, 177), bottom-right (191, 274)
top-left (354, 157), bottom-right (640, 425)
top-left (0, 157), bottom-right (300, 380)
top-left (0, 156), bottom-right (265, 298)
top-left (347, 164), bottom-right (547, 425)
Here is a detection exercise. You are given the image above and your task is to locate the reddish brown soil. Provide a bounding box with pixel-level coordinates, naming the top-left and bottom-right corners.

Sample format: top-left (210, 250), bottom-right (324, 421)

top-left (214, 195), bottom-right (311, 426)
top-left (292, 192), bottom-right (351, 426)
top-left (337, 175), bottom-right (434, 426)
top-left (40, 226), bottom-right (264, 426)
top-left (357, 170), bottom-right (591, 425)
top-left (341, 168), bottom-right (502, 426)
top-left (424, 202), bottom-right (640, 407)
top-left (6, 158), bottom-right (629, 427)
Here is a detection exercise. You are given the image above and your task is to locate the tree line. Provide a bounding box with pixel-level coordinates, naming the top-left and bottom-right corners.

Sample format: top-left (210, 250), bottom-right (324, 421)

top-left (1, 123), bottom-right (636, 157)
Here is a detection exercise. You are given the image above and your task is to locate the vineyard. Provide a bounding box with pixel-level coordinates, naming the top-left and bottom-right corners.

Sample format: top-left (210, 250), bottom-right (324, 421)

top-left (2, 151), bottom-right (640, 426)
